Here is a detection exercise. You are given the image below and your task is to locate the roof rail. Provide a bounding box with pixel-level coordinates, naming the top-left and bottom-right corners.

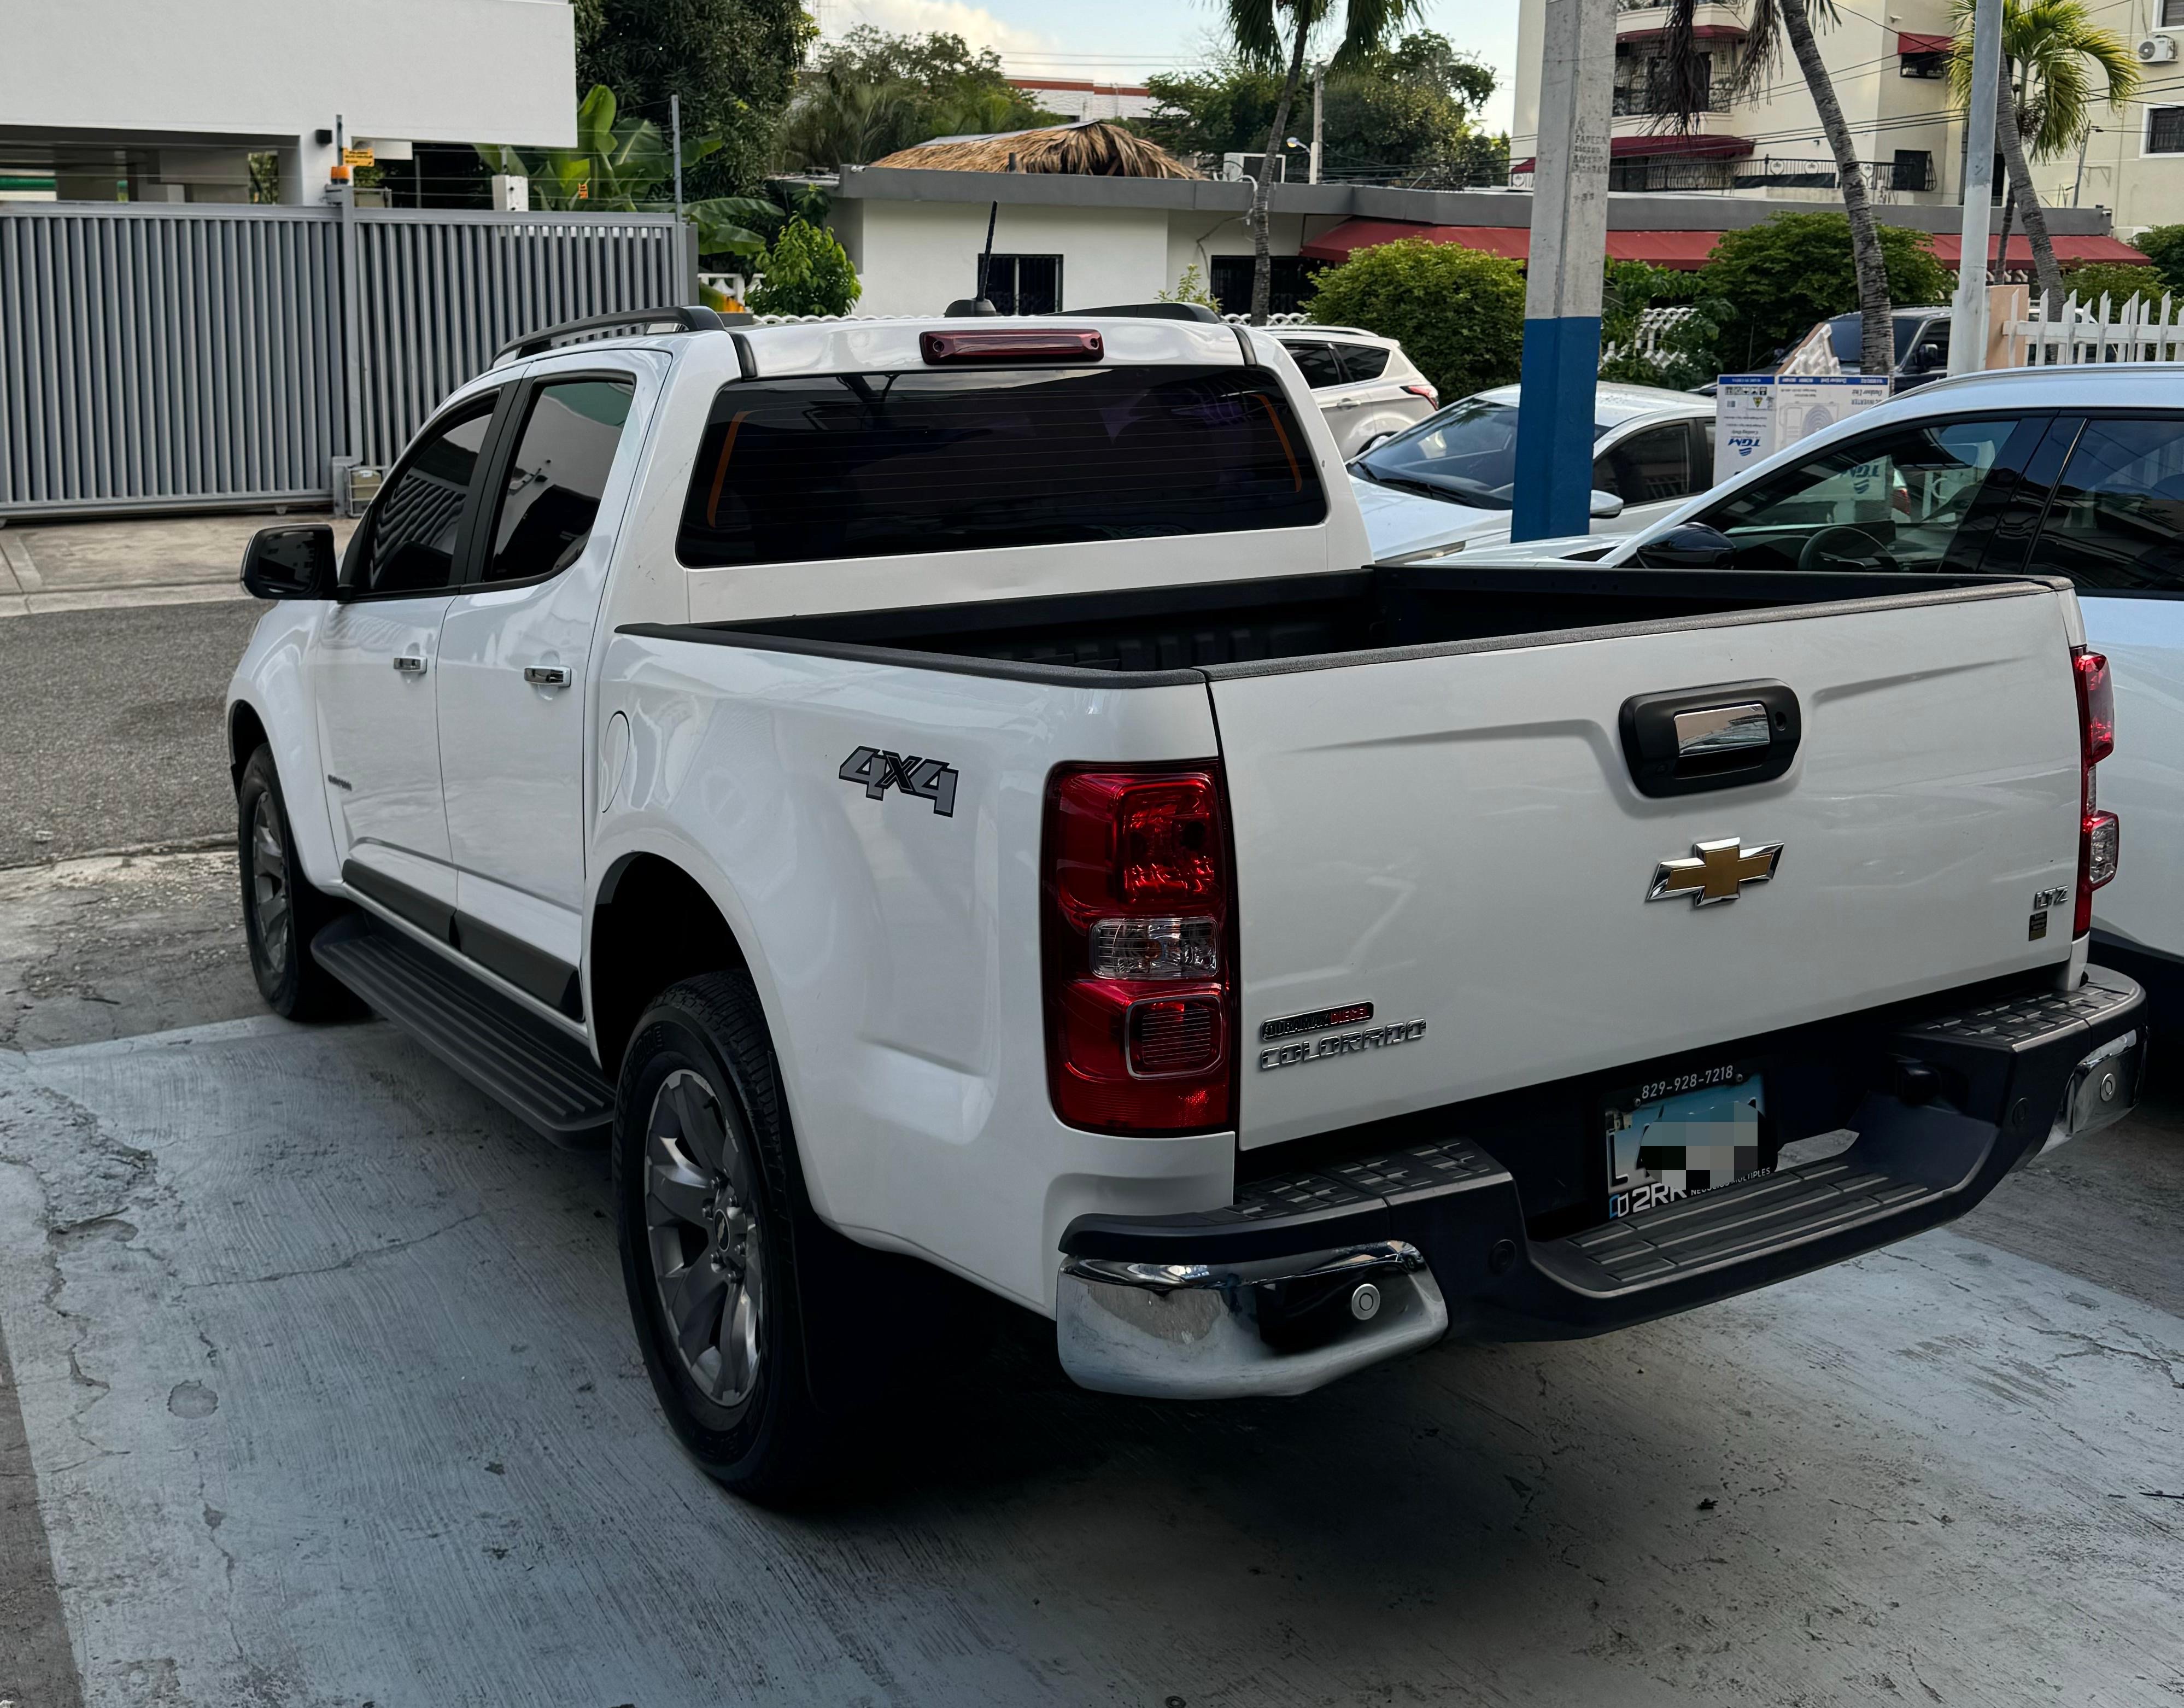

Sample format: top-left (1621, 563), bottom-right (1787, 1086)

top-left (493, 303), bottom-right (749, 364)
top-left (1055, 302), bottom-right (1223, 324)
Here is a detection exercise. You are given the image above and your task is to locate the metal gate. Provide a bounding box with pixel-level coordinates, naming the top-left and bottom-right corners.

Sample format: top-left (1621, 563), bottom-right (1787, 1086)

top-left (0, 200), bottom-right (694, 518)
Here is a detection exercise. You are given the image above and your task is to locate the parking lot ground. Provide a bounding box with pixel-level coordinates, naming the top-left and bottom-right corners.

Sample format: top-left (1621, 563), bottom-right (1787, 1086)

top-left (1, 855), bottom-right (2181, 1708)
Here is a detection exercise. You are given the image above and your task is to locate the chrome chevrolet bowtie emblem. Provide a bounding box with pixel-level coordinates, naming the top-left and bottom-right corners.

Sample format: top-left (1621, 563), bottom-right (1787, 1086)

top-left (1647, 837), bottom-right (1783, 906)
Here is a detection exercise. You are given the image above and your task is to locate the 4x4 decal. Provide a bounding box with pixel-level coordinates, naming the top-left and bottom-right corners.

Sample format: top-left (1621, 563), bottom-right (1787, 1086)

top-left (839, 746), bottom-right (959, 817)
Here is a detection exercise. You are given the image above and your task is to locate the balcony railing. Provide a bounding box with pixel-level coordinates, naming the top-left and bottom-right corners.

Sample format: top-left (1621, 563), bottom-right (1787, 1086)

top-left (1612, 83), bottom-right (1730, 116)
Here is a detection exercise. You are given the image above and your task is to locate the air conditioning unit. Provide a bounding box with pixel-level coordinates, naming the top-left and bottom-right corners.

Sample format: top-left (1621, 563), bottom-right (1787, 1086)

top-left (2138, 32), bottom-right (2177, 63)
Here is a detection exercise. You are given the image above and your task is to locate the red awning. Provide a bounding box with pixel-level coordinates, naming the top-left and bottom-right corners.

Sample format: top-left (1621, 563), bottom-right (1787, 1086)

top-left (1298, 219), bottom-right (1727, 271)
top-left (1927, 233), bottom-right (2151, 266)
top-left (1897, 31), bottom-right (1952, 54)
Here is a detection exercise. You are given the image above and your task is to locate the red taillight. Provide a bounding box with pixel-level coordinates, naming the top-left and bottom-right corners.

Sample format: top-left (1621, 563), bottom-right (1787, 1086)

top-left (2072, 647), bottom-right (2119, 936)
top-left (920, 328), bottom-right (1103, 365)
top-left (1043, 765), bottom-right (1234, 1134)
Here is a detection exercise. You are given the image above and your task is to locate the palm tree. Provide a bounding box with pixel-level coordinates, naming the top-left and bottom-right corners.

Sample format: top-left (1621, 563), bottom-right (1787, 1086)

top-left (1658, 0), bottom-right (1894, 379)
top-left (1222, 0), bottom-right (1420, 324)
top-left (1948, 0), bottom-right (2139, 306)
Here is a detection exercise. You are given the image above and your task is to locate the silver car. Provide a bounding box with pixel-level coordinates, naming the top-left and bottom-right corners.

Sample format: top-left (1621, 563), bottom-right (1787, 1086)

top-left (1349, 381), bottom-right (1718, 563)
top-left (1269, 326), bottom-right (1440, 459)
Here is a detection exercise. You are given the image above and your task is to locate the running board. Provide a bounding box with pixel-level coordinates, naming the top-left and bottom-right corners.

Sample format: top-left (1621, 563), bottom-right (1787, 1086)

top-left (312, 914), bottom-right (615, 1147)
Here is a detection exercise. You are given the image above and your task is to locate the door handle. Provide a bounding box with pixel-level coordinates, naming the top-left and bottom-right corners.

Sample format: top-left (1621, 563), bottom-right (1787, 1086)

top-left (392, 654), bottom-right (426, 674)
top-left (523, 665), bottom-right (572, 688)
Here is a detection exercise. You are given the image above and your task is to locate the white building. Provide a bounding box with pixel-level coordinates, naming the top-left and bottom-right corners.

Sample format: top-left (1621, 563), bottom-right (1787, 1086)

top-left (1009, 79), bottom-right (1158, 124)
top-left (1512, 0), bottom-right (2184, 242)
top-left (0, 0), bottom-right (575, 205)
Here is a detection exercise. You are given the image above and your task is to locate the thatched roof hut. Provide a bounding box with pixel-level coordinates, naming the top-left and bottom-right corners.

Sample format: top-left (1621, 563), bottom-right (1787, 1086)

top-left (870, 120), bottom-right (1202, 179)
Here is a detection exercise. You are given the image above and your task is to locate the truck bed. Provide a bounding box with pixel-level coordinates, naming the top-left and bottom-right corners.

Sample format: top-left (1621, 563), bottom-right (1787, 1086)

top-left (658, 564), bottom-right (2056, 681)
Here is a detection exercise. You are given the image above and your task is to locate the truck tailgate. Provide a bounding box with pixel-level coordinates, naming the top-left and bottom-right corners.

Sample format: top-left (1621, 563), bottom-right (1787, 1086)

top-left (1213, 585), bottom-right (2083, 1149)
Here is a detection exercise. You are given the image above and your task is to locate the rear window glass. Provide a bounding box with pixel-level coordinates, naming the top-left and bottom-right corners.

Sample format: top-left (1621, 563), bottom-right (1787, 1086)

top-left (675, 365), bottom-right (1326, 568)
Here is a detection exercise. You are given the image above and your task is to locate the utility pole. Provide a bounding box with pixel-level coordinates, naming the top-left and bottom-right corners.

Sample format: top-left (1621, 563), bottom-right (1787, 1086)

top-left (1309, 63), bottom-right (1325, 186)
top-left (671, 93), bottom-right (685, 223)
top-left (2072, 126), bottom-right (2100, 207)
top-left (1512, 0), bottom-right (1614, 543)
top-left (1948, 0), bottom-right (2003, 375)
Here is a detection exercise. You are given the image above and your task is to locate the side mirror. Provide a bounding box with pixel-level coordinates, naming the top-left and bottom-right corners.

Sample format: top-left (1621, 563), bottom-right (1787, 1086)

top-left (1589, 489), bottom-right (1625, 520)
top-left (241, 524), bottom-right (336, 600)
top-left (1914, 341), bottom-right (1946, 368)
top-left (1633, 522), bottom-right (1737, 570)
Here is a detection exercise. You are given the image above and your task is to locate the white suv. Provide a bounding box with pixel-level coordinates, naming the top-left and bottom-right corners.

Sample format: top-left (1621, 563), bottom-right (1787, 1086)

top-left (1269, 326), bottom-right (1438, 457)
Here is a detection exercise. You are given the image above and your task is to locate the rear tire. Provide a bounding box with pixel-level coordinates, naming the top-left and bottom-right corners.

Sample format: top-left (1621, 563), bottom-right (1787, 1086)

top-left (614, 973), bottom-right (839, 1505)
top-left (236, 744), bottom-right (353, 1020)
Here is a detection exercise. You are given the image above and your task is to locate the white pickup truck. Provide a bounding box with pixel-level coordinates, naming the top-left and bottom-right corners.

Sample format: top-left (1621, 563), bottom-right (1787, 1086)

top-left (227, 305), bottom-right (2145, 1502)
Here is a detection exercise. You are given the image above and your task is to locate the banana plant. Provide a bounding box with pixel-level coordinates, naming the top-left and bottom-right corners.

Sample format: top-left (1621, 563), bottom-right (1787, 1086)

top-left (476, 86), bottom-right (770, 255)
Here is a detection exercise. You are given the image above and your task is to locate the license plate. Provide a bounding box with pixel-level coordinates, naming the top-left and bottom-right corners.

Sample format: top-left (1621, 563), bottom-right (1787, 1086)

top-left (1603, 1064), bottom-right (1769, 1221)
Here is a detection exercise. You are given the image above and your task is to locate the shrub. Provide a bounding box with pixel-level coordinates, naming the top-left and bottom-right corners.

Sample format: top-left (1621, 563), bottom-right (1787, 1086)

top-left (1305, 238), bottom-right (1526, 399)
top-left (1599, 260), bottom-right (1730, 389)
top-left (2059, 260), bottom-right (2166, 309)
top-left (746, 218), bottom-right (862, 317)
top-left (2132, 224), bottom-right (2184, 294)
top-left (1158, 263), bottom-right (1221, 310)
top-left (1699, 213), bottom-right (1952, 371)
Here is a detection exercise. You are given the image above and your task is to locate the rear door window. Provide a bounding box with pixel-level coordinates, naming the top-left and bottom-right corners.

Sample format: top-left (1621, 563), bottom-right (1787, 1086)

top-left (1339, 344), bottom-right (1391, 383)
top-left (1695, 417), bottom-right (2028, 572)
top-left (2025, 416), bottom-right (2184, 592)
top-left (1597, 423), bottom-right (1693, 504)
top-left (483, 376), bottom-right (636, 584)
top-left (676, 365), bottom-right (1327, 569)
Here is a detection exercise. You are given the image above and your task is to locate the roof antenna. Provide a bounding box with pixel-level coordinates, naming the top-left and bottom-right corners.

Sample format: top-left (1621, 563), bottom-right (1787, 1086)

top-left (948, 156), bottom-right (1010, 317)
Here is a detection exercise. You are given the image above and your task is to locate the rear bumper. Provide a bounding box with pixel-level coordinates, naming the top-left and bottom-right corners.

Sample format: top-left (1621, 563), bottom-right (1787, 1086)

top-left (1055, 967), bottom-right (2146, 1399)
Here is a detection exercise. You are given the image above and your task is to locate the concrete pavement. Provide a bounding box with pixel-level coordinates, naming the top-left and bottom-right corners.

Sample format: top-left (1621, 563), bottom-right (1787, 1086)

top-left (0, 854), bottom-right (2180, 1707)
top-left (0, 512), bottom-right (358, 618)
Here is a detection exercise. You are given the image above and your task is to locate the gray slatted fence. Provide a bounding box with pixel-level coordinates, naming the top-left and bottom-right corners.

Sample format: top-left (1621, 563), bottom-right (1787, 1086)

top-left (0, 200), bottom-right (692, 518)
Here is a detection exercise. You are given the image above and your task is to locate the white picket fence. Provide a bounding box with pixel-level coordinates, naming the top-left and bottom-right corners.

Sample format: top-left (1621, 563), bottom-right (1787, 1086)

top-left (2006, 288), bottom-right (2184, 366)
top-left (1600, 303), bottom-right (1701, 366)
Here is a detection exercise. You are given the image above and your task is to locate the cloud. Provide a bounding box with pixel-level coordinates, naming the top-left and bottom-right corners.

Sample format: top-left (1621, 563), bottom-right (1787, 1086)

top-left (830, 0), bottom-right (1057, 57)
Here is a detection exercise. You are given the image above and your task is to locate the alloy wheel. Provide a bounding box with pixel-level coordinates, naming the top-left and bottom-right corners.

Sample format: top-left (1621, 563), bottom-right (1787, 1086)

top-left (249, 791), bottom-right (291, 974)
top-left (644, 1068), bottom-right (765, 1408)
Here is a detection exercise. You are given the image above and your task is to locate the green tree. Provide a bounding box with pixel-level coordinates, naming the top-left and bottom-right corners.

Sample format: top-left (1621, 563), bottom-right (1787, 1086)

top-left (747, 218), bottom-right (862, 317)
top-left (775, 28), bottom-right (1061, 170)
top-left (1948, 0), bottom-right (2138, 305)
top-left (1219, 0), bottom-right (1422, 325)
top-left (1598, 261), bottom-right (1730, 390)
top-left (2058, 260), bottom-right (2164, 308)
top-left (1304, 238), bottom-right (1525, 398)
top-left (1658, 0), bottom-right (1896, 379)
top-left (1140, 32), bottom-right (1501, 185)
top-left (2133, 224), bottom-right (2184, 294)
top-left (1699, 213), bottom-right (1951, 371)
top-left (577, 0), bottom-right (813, 195)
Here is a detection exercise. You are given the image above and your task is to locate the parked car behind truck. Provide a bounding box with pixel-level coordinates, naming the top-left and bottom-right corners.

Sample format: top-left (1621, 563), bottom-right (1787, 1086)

top-left (227, 307), bottom-right (2145, 1500)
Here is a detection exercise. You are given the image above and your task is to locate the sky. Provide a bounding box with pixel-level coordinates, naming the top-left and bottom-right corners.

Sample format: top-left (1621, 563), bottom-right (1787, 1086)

top-left (816, 0), bottom-right (1526, 135)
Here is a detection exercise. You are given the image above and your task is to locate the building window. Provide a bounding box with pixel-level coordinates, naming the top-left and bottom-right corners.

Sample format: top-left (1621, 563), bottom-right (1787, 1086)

top-left (2164, 0), bottom-right (2184, 26)
top-left (1892, 150), bottom-right (1936, 191)
top-left (1208, 255), bottom-right (1319, 317)
top-left (979, 254), bottom-right (1063, 314)
top-left (2150, 108), bottom-right (2184, 154)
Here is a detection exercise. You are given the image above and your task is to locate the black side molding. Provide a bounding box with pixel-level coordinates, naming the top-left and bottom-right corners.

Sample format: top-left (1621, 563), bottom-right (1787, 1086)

top-left (343, 859), bottom-right (455, 942)
top-left (342, 859), bottom-right (582, 1020)
top-left (1619, 678), bottom-right (1801, 798)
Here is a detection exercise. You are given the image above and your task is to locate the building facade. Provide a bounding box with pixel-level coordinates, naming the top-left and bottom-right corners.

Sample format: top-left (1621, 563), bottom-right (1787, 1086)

top-left (1512, 0), bottom-right (2184, 239)
top-left (0, 0), bottom-right (574, 206)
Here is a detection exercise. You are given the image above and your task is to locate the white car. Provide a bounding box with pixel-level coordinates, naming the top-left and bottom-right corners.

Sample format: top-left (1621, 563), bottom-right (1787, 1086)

top-left (1351, 382), bottom-right (1718, 563)
top-left (225, 307), bottom-right (2142, 1500)
top-left (1460, 362), bottom-right (2181, 1020)
top-left (1269, 325), bottom-right (1438, 457)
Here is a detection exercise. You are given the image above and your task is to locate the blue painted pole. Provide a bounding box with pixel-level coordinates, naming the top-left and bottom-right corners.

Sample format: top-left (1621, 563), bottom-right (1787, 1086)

top-left (1512, 0), bottom-right (1614, 543)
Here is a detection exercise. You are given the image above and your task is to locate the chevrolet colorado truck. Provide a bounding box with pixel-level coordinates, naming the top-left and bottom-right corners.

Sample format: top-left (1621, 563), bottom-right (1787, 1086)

top-left (226, 305), bottom-right (2146, 1501)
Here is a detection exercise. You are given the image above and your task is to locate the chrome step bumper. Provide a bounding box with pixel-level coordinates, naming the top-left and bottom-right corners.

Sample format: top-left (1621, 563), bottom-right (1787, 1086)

top-left (1057, 968), bottom-right (2146, 1400)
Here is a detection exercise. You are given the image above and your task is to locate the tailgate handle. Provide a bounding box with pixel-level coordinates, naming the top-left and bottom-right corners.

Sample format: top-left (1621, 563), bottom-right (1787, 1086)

top-left (1620, 680), bottom-right (1800, 798)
